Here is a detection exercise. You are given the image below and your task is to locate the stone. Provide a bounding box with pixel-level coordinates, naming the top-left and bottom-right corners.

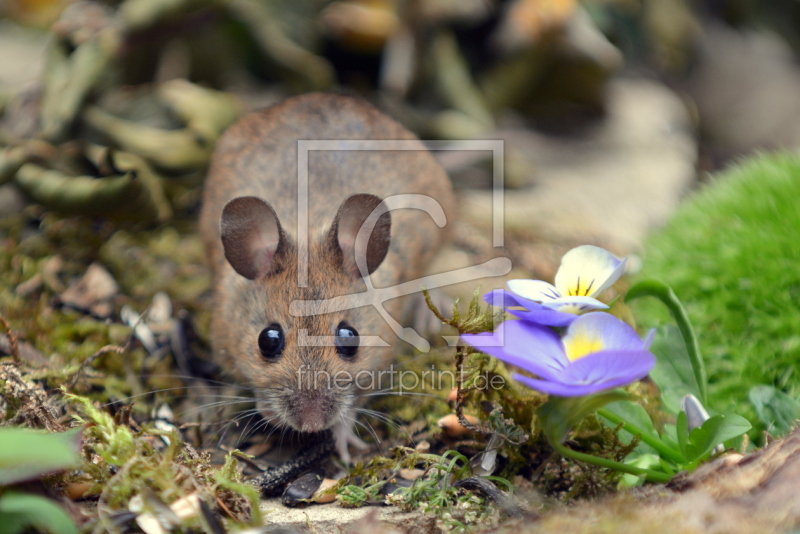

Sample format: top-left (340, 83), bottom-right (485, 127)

top-left (462, 77), bottom-right (697, 256)
top-left (687, 24), bottom-right (800, 158)
top-left (259, 499), bottom-right (438, 534)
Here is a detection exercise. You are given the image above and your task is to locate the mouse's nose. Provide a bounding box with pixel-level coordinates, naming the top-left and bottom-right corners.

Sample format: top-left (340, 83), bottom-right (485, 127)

top-left (299, 417), bottom-right (326, 433)
top-left (294, 393), bottom-right (335, 432)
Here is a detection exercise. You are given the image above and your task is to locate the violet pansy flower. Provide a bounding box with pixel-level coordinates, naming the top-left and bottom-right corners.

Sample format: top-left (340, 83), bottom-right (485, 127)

top-left (484, 245), bottom-right (627, 327)
top-left (462, 312), bottom-right (655, 397)
top-left (508, 245), bottom-right (627, 315)
top-left (483, 289), bottom-right (577, 327)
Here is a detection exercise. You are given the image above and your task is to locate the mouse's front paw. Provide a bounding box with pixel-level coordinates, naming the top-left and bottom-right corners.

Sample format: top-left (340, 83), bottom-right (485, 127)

top-left (333, 421), bottom-right (369, 464)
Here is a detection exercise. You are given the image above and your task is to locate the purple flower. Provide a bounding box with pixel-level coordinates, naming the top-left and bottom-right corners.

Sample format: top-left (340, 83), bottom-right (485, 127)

top-left (462, 313), bottom-right (656, 397)
top-left (483, 289), bottom-right (578, 327)
top-left (485, 245), bottom-right (627, 327)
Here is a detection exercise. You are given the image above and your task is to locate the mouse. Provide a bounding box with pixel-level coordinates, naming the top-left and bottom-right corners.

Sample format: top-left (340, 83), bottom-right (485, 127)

top-left (199, 93), bottom-right (455, 462)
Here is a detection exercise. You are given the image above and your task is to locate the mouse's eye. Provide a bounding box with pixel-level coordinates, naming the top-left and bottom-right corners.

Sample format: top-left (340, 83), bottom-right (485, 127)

top-left (335, 322), bottom-right (359, 358)
top-left (258, 324), bottom-right (284, 360)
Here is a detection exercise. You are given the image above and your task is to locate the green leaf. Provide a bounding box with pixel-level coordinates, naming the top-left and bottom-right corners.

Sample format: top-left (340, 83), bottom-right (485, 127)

top-left (660, 424), bottom-right (680, 452)
top-left (539, 390), bottom-right (628, 444)
top-left (686, 414), bottom-right (751, 461)
top-left (748, 385), bottom-right (800, 436)
top-left (0, 492), bottom-right (77, 534)
top-left (0, 427), bottom-right (83, 485)
top-left (649, 325), bottom-right (701, 414)
top-left (618, 453), bottom-right (661, 489)
top-left (601, 401), bottom-right (659, 454)
top-left (676, 411), bottom-right (689, 459)
top-left (679, 414), bottom-right (752, 462)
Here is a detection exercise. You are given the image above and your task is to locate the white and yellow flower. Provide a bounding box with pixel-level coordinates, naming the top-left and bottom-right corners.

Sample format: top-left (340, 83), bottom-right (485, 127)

top-left (508, 245), bottom-right (627, 315)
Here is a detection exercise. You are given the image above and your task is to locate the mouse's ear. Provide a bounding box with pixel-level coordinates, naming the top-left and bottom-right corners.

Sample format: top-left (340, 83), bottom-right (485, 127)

top-left (220, 196), bottom-right (288, 280)
top-left (327, 194), bottom-right (392, 279)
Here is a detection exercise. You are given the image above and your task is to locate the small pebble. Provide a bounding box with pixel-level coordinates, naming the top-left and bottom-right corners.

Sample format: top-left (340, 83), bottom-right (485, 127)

top-left (446, 388), bottom-right (458, 406)
top-left (135, 514), bottom-right (168, 534)
top-left (311, 478), bottom-right (338, 504)
top-left (437, 414), bottom-right (479, 438)
top-left (398, 468), bottom-right (425, 481)
top-left (65, 481), bottom-right (92, 500)
top-left (169, 493), bottom-right (201, 520)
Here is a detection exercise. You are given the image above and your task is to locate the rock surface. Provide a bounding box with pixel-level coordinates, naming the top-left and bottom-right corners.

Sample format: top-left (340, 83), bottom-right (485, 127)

top-left (688, 24), bottom-right (800, 159)
top-left (259, 498), bottom-right (438, 534)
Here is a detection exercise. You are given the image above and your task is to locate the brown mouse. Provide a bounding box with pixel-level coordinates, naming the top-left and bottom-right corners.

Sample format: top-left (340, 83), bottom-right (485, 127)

top-left (199, 93), bottom-right (455, 462)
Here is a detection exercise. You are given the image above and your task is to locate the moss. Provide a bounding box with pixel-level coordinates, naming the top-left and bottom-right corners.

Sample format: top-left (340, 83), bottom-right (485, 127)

top-left (65, 392), bottom-right (259, 528)
top-left (99, 225), bottom-right (211, 313)
top-left (0, 210), bottom-right (210, 414)
top-left (634, 152), bottom-right (800, 434)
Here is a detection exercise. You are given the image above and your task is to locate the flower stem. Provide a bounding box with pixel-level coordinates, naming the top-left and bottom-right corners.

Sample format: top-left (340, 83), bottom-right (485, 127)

top-left (597, 408), bottom-right (687, 464)
top-left (551, 440), bottom-right (672, 484)
top-left (626, 280), bottom-right (708, 405)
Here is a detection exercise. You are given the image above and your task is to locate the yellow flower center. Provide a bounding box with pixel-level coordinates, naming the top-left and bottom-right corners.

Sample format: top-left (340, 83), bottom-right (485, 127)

top-left (565, 276), bottom-right (596, 297)
top-left (564, 332), bottom-right (605, 361)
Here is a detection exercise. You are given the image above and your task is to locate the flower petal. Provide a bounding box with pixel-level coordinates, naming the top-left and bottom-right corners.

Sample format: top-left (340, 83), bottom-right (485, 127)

top-left (506, 306), bottom-right (578, 327)
top-left (554, 245), bottom-right (627, 298)
top-left (511, 349), bottom-right (655, 397)
top-left (558, 349), bottom-right (656, 389)
top-left (642, 328), bottom-right (656, 350)
top-left (461, 320), bottom-right (569, 380)
top-left (483, 289), bottom-right (577, 327)
top-left (562, 312), bottom-right (646, 361)
top-left (507, 279), bottom-right (562, 302)
top-left (540, 296), bottom-right (609, 315)
top-left (512, 373), bottom-right (612, 397)
top-left (483, 289), bottom-right (537, 309)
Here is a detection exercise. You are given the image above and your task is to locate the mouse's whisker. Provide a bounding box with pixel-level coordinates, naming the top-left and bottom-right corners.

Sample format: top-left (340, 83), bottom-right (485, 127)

top-left (204, 407), bottom-right (258, 435)
top-left (238, 413), bottom-right (273, 445)
top-left (352, 407), bottom-right (407, 438)
top-left (175, 401), bottom-right (256, 426)
top-left (176, 398), bottom-right (255, 416)
top-left (205, 408), bottom-right (262, 448)
top-left (142, 373), bottom-right (260, 391)
top-left (353, 416), bottom-right (382, 449)
top-left (101, 384), bottom-right (257, 411)
top-left (356, 411), bottom-right (415, 447)
top-left (356, 390), bottom-right (442, 400)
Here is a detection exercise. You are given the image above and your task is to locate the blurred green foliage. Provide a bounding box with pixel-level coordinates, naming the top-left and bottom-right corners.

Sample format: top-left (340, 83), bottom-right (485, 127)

top-left (0, 427), bottom-right (82, 534)
top-left (634, 153), bottom-right (800, 438)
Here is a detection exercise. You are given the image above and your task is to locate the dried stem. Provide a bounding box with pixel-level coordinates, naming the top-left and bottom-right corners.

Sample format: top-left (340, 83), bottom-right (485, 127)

top-left (68, 343), bottom-right (129, 388)
top-left (0, 313), bottom-right (20, 363)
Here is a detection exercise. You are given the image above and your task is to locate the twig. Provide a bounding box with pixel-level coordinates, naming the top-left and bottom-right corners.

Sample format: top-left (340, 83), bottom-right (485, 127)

top-left (0, 313), bottom-right (20, 363)
top-left (454, 344), bottom-right (488, 436)
top-left (68, 342), bottom-right (129, 388)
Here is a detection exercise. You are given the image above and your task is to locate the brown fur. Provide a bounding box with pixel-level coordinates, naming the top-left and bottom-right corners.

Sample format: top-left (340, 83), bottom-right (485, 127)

top-left (200, 93), bottom-right (455, 437)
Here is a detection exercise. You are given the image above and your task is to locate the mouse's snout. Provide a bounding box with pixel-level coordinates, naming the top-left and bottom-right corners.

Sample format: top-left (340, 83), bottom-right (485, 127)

top-left (257, 368), bottom-right (353, 433)
top-left (292, 391), bottom-right (339, 432)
